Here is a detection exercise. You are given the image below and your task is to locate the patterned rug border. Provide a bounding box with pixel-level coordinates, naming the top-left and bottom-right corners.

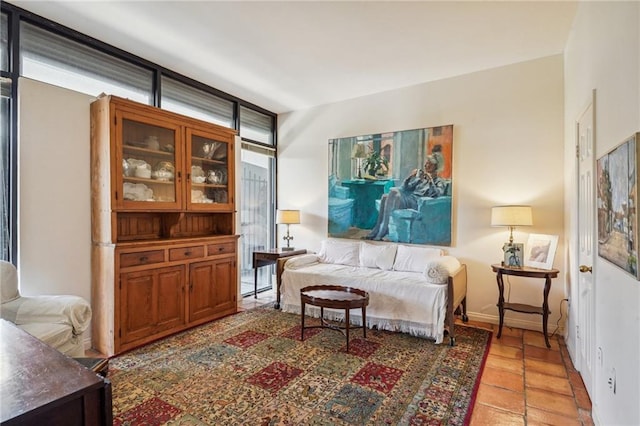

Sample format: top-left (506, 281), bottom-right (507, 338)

top-left (463, 326), bottom-right (492, 425)
top-left (109, 303), bottom-right (493, 425)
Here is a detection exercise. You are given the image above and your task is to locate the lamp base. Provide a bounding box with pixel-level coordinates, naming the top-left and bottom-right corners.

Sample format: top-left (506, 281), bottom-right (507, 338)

top-left (282, 247), bottom-right (295, 251)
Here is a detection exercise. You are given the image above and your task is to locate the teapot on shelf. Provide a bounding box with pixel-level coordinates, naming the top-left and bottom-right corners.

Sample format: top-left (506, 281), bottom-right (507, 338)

top-left (206, 169), bottom-right (220, 184)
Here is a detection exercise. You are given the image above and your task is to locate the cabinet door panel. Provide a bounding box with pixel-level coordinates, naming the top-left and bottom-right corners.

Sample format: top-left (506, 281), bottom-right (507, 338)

top-left (186, 128), bottom-right (234, 211)
top-left (189, 261), bottom-right (217, 322)
top-left (120, 271), bottom-right (156, 344)
top-left (120, 265), bottom-right (185, 345)
top-left (156, 267), bottom-right (186, 332)
top-left (189, 257), bottom-right (236, 322)
top-left (115, 110), bottom-right (184, 210)
top-left (212, 258), bottom-right (236, 312)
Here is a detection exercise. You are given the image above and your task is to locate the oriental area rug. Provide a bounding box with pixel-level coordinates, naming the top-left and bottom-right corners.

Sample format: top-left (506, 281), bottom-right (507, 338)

top-left (109, 305), bottom-right (491, 425)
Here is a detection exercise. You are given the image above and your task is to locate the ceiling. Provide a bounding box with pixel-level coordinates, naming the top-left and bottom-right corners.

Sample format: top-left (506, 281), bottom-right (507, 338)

top-left (11, 1), bottom-right (578, 114)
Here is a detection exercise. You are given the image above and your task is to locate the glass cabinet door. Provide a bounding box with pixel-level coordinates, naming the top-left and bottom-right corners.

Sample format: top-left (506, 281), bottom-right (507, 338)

top-left (187, 128), bottom-right (233, 211)
top-left (116, 112), bottom-right (183, 210)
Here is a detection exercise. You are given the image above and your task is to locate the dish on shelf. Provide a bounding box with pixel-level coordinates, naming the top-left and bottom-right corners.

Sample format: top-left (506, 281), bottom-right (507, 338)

top-left (211, 143), bottom-right (227, 160)
top-left (123, 182), bottom-right (154, 201)
top-left (144, 136), bottom-right (160, 150)
top-left (201, 142), bottom-right (221, 159)
top-left (152, 170), bottom-right (173, 181)
top-left (192, 176), bottom-right (206, 184)
top-left (134, 164), bottom-right (151, 179)
top-left (191, 189), bottom-right (213, 203)
top-left (152, 161), bottom-right (175, 181)
top-left (191, 165), bottom-right (205, 179)
top-left (124, 158), bottom-right (151, 177)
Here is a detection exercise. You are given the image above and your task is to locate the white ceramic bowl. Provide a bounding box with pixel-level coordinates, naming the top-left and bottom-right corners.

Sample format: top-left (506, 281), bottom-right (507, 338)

top-left (135, 166), bottom-right (151, 179)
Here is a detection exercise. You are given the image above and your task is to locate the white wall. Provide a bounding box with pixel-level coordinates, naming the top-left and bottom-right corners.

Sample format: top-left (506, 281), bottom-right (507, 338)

top-left (17, 79), bottom-right (245, 348)
top-left (18, 78), bottom-right (94, 303)
top-left (278, 55), bottom-right (566, 333)
top-left (564, 2), bottom-right (640, 425)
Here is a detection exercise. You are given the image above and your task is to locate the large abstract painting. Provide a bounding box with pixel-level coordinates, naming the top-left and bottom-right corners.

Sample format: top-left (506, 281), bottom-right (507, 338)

top-left (328, 125), bottom-right (453, 246)
top-left (597, 132), bottom-right (640, 279)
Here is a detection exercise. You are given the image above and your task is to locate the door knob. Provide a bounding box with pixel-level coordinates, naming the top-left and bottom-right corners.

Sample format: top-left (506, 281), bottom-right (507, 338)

top-left (579, 265), bottom-right (592, 273)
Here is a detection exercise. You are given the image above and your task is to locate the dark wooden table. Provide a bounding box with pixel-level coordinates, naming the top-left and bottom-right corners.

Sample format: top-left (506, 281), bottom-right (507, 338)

top-left (253, 248), bottom-right (306, 307)
top-left (300, 285), bottom-right (369, 352)
top-left (491, 264), bottom-right (559, 348)
top-left (0, 319), bottom-right (112, 425)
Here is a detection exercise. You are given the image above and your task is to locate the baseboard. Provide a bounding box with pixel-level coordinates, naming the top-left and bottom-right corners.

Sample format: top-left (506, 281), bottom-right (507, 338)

top-left (467, 312), bottom-right (565, 335)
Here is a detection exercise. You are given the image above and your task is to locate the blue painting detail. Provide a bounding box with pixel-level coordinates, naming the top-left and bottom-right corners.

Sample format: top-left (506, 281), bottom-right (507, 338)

top-left (328, 126), bottom-right (454, 246)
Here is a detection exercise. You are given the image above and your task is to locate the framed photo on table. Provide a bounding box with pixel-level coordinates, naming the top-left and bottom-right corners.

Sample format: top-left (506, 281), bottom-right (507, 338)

top-left (525, 234), bottom-right (559, 270)
top-left (503, 243), bottom-right (524, 268)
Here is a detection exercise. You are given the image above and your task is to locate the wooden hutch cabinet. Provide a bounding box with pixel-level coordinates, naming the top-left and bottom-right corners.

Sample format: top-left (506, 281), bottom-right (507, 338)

top-left (90, 95), bottom-right (238, 356)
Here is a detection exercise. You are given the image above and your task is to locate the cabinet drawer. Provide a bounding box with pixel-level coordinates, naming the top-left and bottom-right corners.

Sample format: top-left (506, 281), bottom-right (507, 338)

top-left (120, 250), bottom-right (165, 268)
top-left (207, 242), bottom-right (236, 256)
top-left (169, 246), bottom-right (205, 261)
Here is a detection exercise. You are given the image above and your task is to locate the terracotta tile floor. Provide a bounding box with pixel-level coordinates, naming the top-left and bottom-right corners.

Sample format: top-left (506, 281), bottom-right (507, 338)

top-left (243, 290), bottom-right (594, 425)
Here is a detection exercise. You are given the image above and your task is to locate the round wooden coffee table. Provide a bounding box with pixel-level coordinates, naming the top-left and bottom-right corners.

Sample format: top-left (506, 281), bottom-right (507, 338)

top-left (300, 285), bottom-right (369, 352)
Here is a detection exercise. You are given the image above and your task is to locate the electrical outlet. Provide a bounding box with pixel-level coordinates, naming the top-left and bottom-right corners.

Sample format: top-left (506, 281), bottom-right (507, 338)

top-left (607, 368), bottom-right (616, 394)
top-left (597, 347), bottom-right (603, 366)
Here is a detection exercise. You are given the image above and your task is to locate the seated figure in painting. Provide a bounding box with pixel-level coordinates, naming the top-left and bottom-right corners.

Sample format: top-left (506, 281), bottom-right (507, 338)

top-left (366, 155), bottom-right (446, 241)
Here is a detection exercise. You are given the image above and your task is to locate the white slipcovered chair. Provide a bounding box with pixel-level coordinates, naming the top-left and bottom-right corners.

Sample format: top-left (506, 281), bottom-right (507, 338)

top-left (0, 260), bottom-right (92, 357)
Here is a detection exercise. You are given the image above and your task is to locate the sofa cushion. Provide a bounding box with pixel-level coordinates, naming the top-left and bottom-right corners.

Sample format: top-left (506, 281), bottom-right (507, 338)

top-left (19, 322), bottom-right (74, 351)
top-left (3, 295), bottom-right (92, 335)
top-left (393, 244), bottom-right (443, 272)
top-left (359, 242), bottom-right (397, 270)
top-left (319, 240), bottom-right (360, 266)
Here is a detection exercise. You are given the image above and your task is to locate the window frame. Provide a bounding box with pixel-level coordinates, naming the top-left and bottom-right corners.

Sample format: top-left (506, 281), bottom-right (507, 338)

top-left (0, 2), bottom-right (278, 265)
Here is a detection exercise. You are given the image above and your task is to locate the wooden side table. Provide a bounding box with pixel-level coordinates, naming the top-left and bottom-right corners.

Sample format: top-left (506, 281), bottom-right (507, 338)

top-left (491, 264), bottom-right (559, 348)
top-left (253, 248), bottom-right (306, 307)
top-left (300, 285), bottom-right (369, 352)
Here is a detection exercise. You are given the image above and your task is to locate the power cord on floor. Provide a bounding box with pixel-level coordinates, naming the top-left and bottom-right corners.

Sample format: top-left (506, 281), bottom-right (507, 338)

top-left (549, 298), bottom-right (569, 338)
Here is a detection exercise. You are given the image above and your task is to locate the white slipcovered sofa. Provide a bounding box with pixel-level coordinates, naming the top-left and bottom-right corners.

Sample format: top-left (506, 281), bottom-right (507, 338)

top-left (279, 239), bottom-right (468, 345)
top-left (0, 260), bottom-right (92, 357)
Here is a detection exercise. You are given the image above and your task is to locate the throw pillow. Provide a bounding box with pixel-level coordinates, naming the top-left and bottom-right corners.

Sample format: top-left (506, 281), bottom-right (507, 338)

top-left (285, 254), bottom-right (321, 270)
top-left (424, 255), bottom-right (461, 284)
top-left (319, 239), bottom-right (360, 266)
top-left (359, 242), bottom-right (397, 270)
top-left (393, 244), bottom-right (443, 273)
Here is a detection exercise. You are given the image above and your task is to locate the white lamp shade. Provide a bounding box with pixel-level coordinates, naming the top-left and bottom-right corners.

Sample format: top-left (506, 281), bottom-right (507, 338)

top-left (276, 209), bottom-right (300, 224)
top-left (491, 206), bottom-right (533, 226)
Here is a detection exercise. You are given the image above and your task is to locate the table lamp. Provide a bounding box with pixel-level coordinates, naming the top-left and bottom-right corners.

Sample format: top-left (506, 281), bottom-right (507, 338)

top-left (491, 205), bottom-right (533, 244)
top-left (491, 205), bottom-right (532, 267)
top-left (351, 143), bottom-right (367, 179)
top-left (277, 209), bottom-right (300, 251)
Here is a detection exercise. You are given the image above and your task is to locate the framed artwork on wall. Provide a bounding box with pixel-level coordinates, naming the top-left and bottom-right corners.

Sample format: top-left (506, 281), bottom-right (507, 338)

top-left (596, 132), bottom-right (640, 279)
top-left (327, 125), bottom-right (454, 246)
top-left (524, 233), bottom-right (559, 270)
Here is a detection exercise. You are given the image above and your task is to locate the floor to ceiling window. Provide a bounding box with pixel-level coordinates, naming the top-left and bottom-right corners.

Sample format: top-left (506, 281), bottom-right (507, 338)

top-left (1, 3), bottom-right (278, 275)
top-left (1, 11), bottom-right (14, 262)
top-left (0, 78), bottom-right (11, 262)
top-left (239, 107), bottom-right (276, 296)
top-left (239, 144), bottom-right (275, 296)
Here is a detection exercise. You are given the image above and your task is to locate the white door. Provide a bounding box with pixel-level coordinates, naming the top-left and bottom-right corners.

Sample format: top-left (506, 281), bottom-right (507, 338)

top-left (577, 91), bottom-right (596, 398)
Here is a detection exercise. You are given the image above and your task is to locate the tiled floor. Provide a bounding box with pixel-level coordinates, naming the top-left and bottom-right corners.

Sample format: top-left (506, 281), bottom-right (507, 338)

top-left (243, 290), bottom-right (594, 425)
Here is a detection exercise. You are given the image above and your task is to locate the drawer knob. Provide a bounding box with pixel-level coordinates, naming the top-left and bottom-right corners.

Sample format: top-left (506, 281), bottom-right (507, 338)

top-left (185, 251), bottom-right (192, 256)
top-left (139, 256), bottom-right (148, 262)
top-left (218, 247), bottom-right (224, 251)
